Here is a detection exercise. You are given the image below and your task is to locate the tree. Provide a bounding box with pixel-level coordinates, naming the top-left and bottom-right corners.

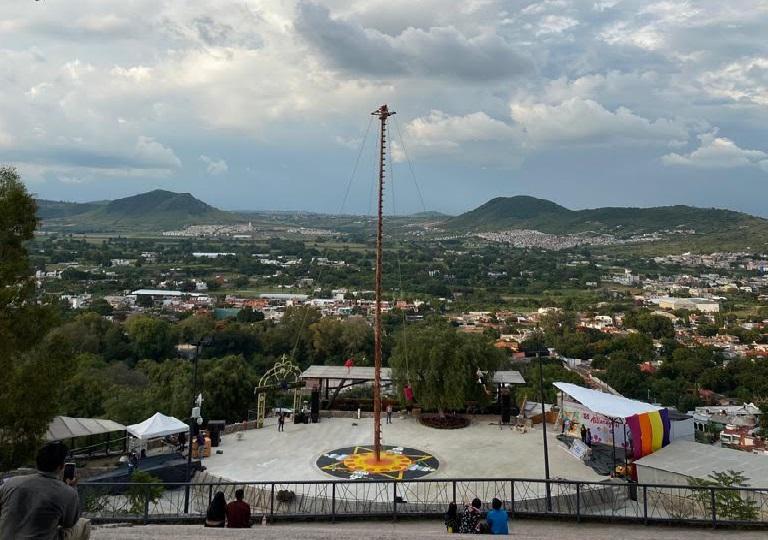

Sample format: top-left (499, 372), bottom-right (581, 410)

top-left (0, 167), bottom-right (71, 469)
top-left (689, 471), bottom-right (758, 521)
top-left (604, 357), bottom-right (647, 399)
top-left (125, 315), bottom-right (177, 361)
top-left (126, 471), bottom-right (165, 514)
top-left (58, 354), bottom-right (109, 418)
top-left (389, 321), bottom-right (503, 416)
top-left (177, 314), bottom-right (215, 344)
top-left (236, 307), bottom-right (264, 324)
top-left (88, 298), bottom-right (114, 316)
top-left (200, 355), bottom-right (257, 422)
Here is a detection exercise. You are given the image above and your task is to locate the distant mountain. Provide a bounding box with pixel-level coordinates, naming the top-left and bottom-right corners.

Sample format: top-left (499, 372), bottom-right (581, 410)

top-left (409, 210), bottom-right (451, 219)
top-left (37, 189), bottom-right (236, 231)
top-left (445, 196), bottom-right (768, 247)
top-left (36, 199), bottom-right (107, 220)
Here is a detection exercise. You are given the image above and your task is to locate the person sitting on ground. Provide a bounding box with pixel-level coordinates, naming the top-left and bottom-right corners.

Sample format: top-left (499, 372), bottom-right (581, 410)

top-left (444, 501), bottom-right (459, 533)
top-left (0, 441), bottom-right (91, 539)
top-left (458, 497), bottom-right (483, 534)
top-left (205, 491), bottom-right (227, 527)
top-left (485, 497), bottom-right (509, 535)
top-left (226, 488), bottom-right (251, 528)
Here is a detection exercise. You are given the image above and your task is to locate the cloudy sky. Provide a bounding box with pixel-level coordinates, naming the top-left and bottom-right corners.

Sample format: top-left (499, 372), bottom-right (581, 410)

top-left (2, 0), bottom-right (768, 216)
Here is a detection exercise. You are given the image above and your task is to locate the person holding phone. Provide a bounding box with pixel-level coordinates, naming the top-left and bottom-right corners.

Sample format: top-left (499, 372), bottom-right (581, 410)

top-left (0, 442), bottom-right (91, 539)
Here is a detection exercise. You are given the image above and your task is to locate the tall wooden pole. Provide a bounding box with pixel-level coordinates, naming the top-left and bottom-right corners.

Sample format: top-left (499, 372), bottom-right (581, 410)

top-left (372, 104), bottom-right (394, 462)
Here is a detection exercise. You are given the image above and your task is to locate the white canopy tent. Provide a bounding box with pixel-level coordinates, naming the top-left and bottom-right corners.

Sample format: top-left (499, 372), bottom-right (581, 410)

top-left (127, 412), bottom-right (188, 440)
top-left (553, 382), bottom-right (661, 422)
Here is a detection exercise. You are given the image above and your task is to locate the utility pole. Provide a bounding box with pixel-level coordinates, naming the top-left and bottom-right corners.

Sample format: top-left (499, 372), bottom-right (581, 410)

top-left (184, 337), bottom-right (208, 513)
top-left (538, 351), bottom-right (552, 511)
top-left (371, 104), bottom-right (394, 462)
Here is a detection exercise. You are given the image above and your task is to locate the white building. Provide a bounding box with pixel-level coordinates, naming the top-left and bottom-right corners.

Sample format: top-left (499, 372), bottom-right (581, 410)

top-left (657, 297), bottom-right (720, 313)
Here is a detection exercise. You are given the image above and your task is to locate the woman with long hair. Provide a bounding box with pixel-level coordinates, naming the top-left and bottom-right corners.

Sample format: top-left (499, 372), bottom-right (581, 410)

top-left (205, 491), bottom-right (227, 527)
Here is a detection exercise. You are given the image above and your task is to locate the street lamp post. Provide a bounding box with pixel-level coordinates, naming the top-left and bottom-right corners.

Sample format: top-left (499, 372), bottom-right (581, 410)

top-left (184, 336), bottom-right (210, 514)
top-left (537, 351), bottom-right (552, 511)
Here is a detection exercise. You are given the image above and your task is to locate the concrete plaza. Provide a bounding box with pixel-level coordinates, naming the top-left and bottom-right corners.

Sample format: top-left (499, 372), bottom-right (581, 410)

top-left (201, 414), bottom-right (603, 482)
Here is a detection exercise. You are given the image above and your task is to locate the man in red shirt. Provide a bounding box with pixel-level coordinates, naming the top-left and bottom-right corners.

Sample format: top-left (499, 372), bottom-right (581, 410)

top-left (226, 489), bottom-right (251, 528)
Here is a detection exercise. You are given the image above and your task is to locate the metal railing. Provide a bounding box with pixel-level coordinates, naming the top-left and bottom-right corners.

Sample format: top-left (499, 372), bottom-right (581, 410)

top-left (78, 477), bottom-right (768, 528)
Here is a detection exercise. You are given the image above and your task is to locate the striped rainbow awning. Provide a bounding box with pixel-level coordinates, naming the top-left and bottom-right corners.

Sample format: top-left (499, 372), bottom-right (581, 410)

top-left (626, 409), bottom-right (671, 459)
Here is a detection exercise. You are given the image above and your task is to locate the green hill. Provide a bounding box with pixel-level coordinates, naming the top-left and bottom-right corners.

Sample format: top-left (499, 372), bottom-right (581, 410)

top-left (36, 199), bottom-right (107, 219)
top-left (444, 195), bottom-right (768, 250)
top-left (446, 196), bottom-right (764, 234)
top-left (37, 189), bottom-right (237, 231)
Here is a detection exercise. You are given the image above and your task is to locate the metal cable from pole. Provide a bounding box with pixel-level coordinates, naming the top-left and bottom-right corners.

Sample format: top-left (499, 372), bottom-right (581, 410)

top-left (289, 116), bottom-right (374, 363)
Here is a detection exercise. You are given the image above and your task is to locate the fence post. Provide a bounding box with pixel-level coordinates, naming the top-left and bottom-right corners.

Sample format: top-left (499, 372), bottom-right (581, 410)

top-left (642, 486), bottom-right (648, 525)
top-left (143, 484), bottom-right (150, 525)
top-left (393, 482), bottom-right (398, 521)
top-left (710, 488), bottom-right (717, 528)
top-left (331, 483), bottom-right (336, 523)
top-left (208, 485), bottom-right (213, 506)
top-left (576, 483), bottom-right (580, 522)
top-left (452, 480), bottom-right (457, 504)
top-left (510, 480), bottom-right (515, 519)
top-left (270, 483), bottom-right (275, 520)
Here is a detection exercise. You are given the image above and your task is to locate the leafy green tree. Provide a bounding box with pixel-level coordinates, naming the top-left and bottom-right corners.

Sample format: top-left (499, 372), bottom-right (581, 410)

top-left (125, 315), bottom-right (177, 361)
top-left (126, 471), bottom-right (165, 514)
top-left (177, 314), bottom-right (215, 344)
top-left (0, 167), bottom-right (72, 469)
top-left (200, 355), bottom-right (257, 422)
top-left (236, 307), bottom-right (265, 323)
top-left (58, 354), bottom-right (110, 418)
top-left (624, 311), bottom-right (675, 339)
top-left (604, 357), bottom-right (647, 399)
top-left (689, 471), bottom-right (758, 521)
top-left (139, 359), bottom-right (191, 420)
top-left (88, 298), bottom-right (114, 316)
top-left (389, 322), bottom-right (503, 416)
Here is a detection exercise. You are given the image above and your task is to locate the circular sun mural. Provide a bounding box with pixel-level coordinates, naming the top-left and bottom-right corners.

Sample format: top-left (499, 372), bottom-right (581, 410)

top-left (317, 445), bottom-right (439, 480)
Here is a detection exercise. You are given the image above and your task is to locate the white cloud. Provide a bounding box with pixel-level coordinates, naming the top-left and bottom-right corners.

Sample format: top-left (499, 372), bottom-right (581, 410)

top-left (397, 110), bottom-right (522, 163)
top-left (662, 132), bottom-right (768, 171)
top-left (699, 57), bottom-right (768, 106)
top-left (294, 2), bottom-right (530, 80)
top-left (200, 154), bottom-right (228, 175)
top-left (536, 15), bottom-right (579, 35)
top-left (135, 136), bottom-right (181, 169)
top-left (510, 97), bottom-right (688, 145)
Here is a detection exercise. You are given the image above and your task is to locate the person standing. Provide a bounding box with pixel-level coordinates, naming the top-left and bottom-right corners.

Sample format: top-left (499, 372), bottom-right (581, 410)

top-left (403, 384), bottom-right (414, 413)
top-left (485, 497), bottom-right (509, 535)
top-left (277, 413), bottom-right (285, 432)
top-left (226, 489), bottom-right (251, 528)
top-left (196, 432), bottom-right (206, 458)
top-left (580, 424), bottom-right (587, 443)
top-left (386, 403), bottom-right (393, 424)
top-left (0, 442), bottom-right (91, 539)
top-left (586, 428), bottom-right (593, 448)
